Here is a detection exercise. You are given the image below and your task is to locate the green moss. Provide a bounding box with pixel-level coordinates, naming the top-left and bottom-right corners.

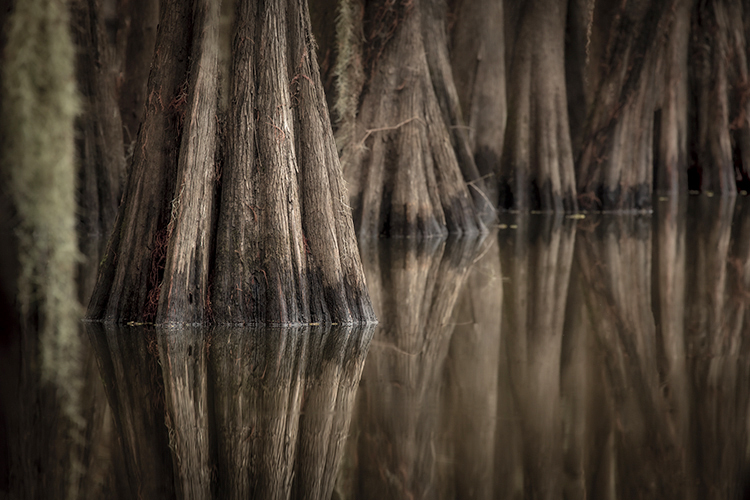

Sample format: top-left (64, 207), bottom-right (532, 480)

top-left (2, 0), bottom-right (83, 497)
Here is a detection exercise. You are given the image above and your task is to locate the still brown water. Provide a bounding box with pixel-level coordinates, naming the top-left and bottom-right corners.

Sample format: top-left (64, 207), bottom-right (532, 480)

top-left (3, 195), bottom-right (750, 499)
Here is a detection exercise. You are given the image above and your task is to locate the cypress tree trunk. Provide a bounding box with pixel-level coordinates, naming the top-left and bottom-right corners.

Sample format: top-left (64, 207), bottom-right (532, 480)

top-left (116, 0), bottom-right (159, 146)
top-left (501, 0), bottom-right (577, 212)
top-left (576, 0), bottom-right (675, 211)
top-left (336, 0), bottom-right (486, 237)
top-left (449, 0), bottom-right (506, 207)
top-left (656, 0), bottom-right (692, 196)
top-left (87, 0), bottom-right (375, 325)
top-left (71, 0), bottom-right (127, 302)
top-left (690, 0), bottom-right (750, 195)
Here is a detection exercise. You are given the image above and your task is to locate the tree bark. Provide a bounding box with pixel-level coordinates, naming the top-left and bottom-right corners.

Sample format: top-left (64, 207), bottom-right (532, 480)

top-left (337, 0), bottom-right (486, 237)
top-left (690, 0), bottom-right (750, 195)
top-left (87, 0), bottom-right (375, 326)
top-left (116, 0), bottom-right (159, 147)
top-left (500, 0), bottom-right (577, 212)
top-left (449, 0), bottom-right (506, 207)
top-left (576, 0), bottom-right (675, 211)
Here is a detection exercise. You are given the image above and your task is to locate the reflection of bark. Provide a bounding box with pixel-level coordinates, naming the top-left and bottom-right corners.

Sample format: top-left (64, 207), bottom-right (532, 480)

top-left (89, 323), bottom-right (372, 499)
top-left (158, 327), bottom-right (211, 499)
top-left (342, 237), bottom-right (481, 499)
top-left (685, 197), bottom-right (750, 498)
top-left (653, 197), bottom-right (689, 457)
top-left (210, 326), bottom-right (307, 499)
top-left (445, 235), bottom-right (502, 500)
top-left (496, 215), bottom-right (575, 499)
top-left (573, 215), bottom-right (685, 498)
top-left (87, 323), bottom-right (174, 499)
top-left (293, 326), bottom-right (373, 500)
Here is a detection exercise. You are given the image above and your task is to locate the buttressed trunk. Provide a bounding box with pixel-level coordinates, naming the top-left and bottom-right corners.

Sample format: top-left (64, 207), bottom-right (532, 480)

top-left (336, 0), bottom-right (487, 237)
top-left (87, 0), bottom-right (375, 326)
top-left (576, 0), bottom-right (674, 211)
top-left (501, 0), bottom-right (577, 212)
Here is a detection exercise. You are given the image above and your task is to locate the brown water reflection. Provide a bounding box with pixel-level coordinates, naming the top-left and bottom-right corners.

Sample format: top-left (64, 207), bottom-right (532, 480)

top-left (340, 197), bottom-right (750, 500)
top-left (3, 198), bottom-right (750, 499)
top-left (83, 323), bottom-right (373, 500)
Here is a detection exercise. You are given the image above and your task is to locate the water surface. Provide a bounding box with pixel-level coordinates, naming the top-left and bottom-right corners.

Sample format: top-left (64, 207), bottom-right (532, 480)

top-left (3, 196), bottom-right (750, 499)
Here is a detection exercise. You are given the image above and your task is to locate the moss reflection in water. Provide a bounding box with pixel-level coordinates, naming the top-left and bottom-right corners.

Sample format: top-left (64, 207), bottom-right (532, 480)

top-left (6, 199), bottom-right (750, 499)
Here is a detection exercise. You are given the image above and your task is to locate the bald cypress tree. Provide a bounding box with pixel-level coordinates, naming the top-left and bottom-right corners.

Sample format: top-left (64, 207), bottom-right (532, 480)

top-left (87, 0), bottom-right (375, 326)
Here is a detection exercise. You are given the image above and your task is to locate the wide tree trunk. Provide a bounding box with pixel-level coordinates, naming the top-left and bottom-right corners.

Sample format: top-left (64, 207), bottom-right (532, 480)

top-left (576, 0), bottom-right (684, 211)
top-left (336, 0), bottom-right (487, 237)
top-left (87, 0), bottom-right (375, 325)
top-left (500, 0), bottom-right (577, 212)
top-left (574, 215), bottom-right (686, 497)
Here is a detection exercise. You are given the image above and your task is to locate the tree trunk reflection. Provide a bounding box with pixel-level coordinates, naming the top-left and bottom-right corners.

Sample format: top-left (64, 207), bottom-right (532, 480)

top-left (86, 323), bottom-right (373, 499)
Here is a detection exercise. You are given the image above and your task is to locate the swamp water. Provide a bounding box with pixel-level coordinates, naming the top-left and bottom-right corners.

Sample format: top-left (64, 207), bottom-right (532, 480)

top-left (3, 195), bottom-right (750, 499)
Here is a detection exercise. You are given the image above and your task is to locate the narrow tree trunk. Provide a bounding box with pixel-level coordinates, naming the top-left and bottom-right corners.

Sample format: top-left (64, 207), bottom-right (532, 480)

top-left (117, 0), bottom-right (159, 146)
top-left (657, 0), bottom-right (692, 196)
top-left (501, 0), bottom-right (577, 212)
top-left (445, 235), bottom-right (502, 500)
top-left (449, 0), bottom-right (506, 207)
top-left (684, 196), bottom-right (750, 497)
top-left (86, 324), bottom-right (174, 499)
top-left (71, 0), bottom-right (127, 303)
top-left (337, 0), bottom-right (486, 237)
top-left (345, 237), bottom-right (481, 498)
top-left (422, 0), bottom-right (496, 218)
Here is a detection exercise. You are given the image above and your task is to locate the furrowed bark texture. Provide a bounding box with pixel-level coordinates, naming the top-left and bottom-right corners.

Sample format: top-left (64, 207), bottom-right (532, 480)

top-left (87, 0), bottom-right (375, 325)
top-left (575, 216), bottom-right (685, 497)
top-left (156, 0), bottom-right (219, 324)
top-left (71, 0), bottom-right (128, 305)
top-left (212, 0), bottom-right (375, 325)
top-left (449, 0), bottom-right (506, 207)
top-left (576, 0), bottom-right (675, 211)
top-left (338, 0), bottom-right (485, 237)
top-left (657, 0), bottom-right (692, 196)
top-left (501, 0), bottom-right (577, 212)
top-left (690, 0), bottom-right (750, 195)
top-left (86, 0), bottom-right (194, 323)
